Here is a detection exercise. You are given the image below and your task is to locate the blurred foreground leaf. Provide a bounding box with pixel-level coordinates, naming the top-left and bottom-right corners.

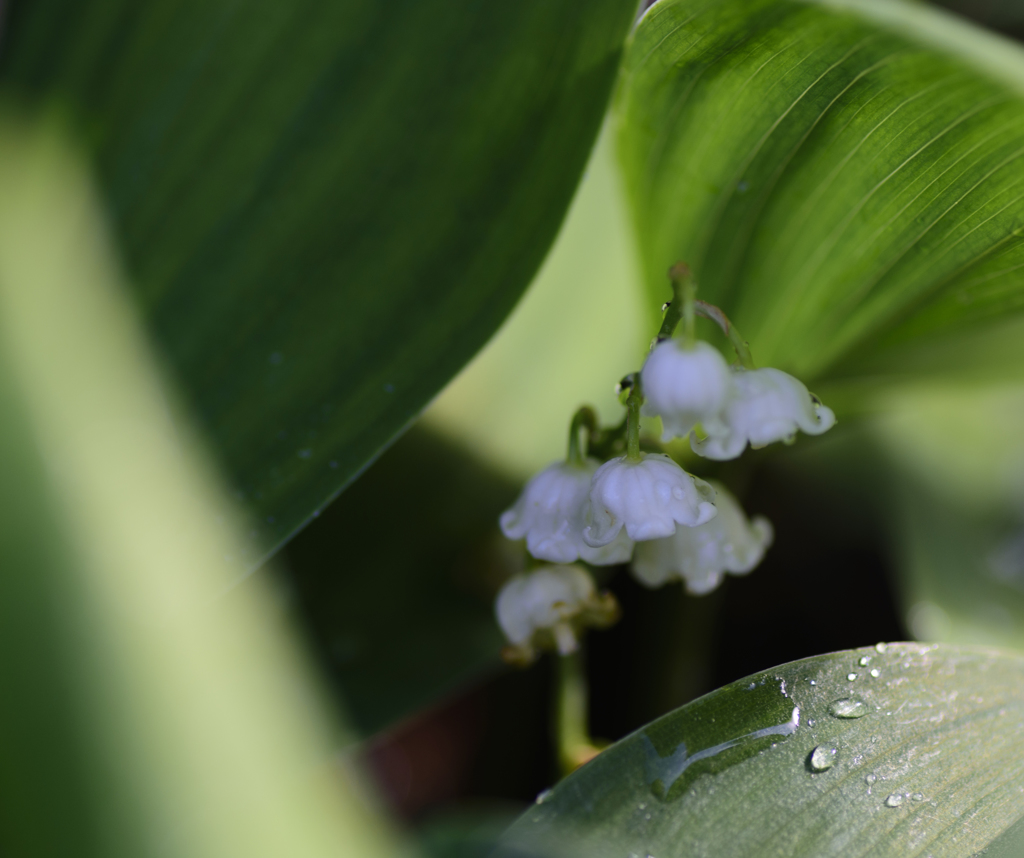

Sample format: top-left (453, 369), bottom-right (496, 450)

top-left (0, 115), bottom-right (396, 857)
top-left (498, 643), bottom-right (1024, 857)
top-left (618, 0), bottom-right (1024, 385)
top-left (0, 0), bottom-right (635, 559)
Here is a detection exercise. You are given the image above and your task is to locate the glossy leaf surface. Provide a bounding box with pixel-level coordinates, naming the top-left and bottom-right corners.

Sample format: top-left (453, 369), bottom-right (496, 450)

top-left (498, 643), bottom-right (1024, 857)
top-left (617, 0), bottom-right (1024, 383)
top-left (0, 0), bottom-right (635, 559)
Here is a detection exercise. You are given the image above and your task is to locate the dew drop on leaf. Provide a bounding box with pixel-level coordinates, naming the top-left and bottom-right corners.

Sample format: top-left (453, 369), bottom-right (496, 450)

top-left (829, 697), bottom-right (869, 719)
top-left (808, 745), bottom-right (836, 772)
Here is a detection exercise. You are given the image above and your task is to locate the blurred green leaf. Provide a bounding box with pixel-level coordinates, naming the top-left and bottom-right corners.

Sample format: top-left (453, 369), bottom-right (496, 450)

top-left (617, 0), bottom-right (1024, 385)
top-left (0, 114), bottom-right (397, 857)
top-left (424, 127), bottom-right (647, 481)
top-left (282, 426), bottom-right (516, 736)
top-left (0, 0), bottom-right (635, 560)
top-left (868, 381), bottom-right (1024, 649)
top-left (418, 807), bottom-right (522, 858)
top-left (497, 643), bottom-right (1024, 858)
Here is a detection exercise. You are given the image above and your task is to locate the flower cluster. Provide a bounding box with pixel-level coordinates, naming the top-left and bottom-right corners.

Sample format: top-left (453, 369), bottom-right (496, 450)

top-left (643, 339), bottom-right (835, 458)
top-left (493, 264), bottom-right (834, 662)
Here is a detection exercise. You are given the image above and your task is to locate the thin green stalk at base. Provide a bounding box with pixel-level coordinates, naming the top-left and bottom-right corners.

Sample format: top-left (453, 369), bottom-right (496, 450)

top-left (554, 650), bottom-right (604, 777)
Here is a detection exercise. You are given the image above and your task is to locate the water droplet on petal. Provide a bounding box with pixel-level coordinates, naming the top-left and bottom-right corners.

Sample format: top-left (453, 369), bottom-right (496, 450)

top-left (885, 794), bottom-right (903, 808)
top-left (829, 697), bottom-right (869, 719)
top-left (535, 788), bottom-right (554, 804)
top-left (847, 673), bottom-right (857, 681)
top-left (870, 668), bottom-right (880, 678)
top-left (865, 773), bottom-right (877, 786)
top-left (859, 656), bottom-right (871, 667)
top-left (808, 745), bottom-right (836, 772)
top-left (875, 642), bottom-right (888, 653)
top-left (912, 793), bottom-right (924, 802)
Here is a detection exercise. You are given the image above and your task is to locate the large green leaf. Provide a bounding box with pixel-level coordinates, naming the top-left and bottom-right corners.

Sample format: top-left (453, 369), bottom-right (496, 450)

top-left (616, 0), bottom-right (1024, 383)
top-left (0, 114), bottom-right (397, 857)
top-left (497, 643), bottom-right (1024, 857)
top-left (0, 0), bottom-right (635, 560)
top-left (424, 127), bottom-right (647, 481)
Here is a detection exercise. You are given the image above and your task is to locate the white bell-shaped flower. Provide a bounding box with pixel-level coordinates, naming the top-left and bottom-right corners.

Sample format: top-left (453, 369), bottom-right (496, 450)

top-left (495, 565), bottom-right (618, 664)
top-left (500, 459), bottom-right (634, 565)
top-left (641, 339), bottom-right (733, 441)
top-left (583, 453), bottom-right (717, 547)
top-left (632, 480), bottom-right (773, 595)
top-left (691, 367), bottom-right (835, 460)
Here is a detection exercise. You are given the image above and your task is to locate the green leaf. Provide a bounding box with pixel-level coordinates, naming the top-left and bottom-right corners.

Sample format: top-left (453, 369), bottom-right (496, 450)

top-left (281, 425), bottom-right (514, 736)
top-left (616, 0), bottom-right (1024, 384)
top-left (424, 126), bottom-right (647, 481)
top-left (867, 381), bottom-right (1024, 649)
top-left (497, 643), bottom-right (1024, 857)
top-left (0, 114), bottom-right (397, 857)
top-left (0, 0), bottom-right (635, 560)
top-left (418, 807), bottom-right (522, 858)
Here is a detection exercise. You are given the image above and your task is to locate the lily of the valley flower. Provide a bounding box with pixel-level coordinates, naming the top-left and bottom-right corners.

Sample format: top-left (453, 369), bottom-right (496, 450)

top-left (631, 480), bottom-right (773, 595)
top-left (690, 367), bottom-right (835, 461)
top-left (495, 565), bottom-right (619, 665)
top-left (500, 459), bottom-right (634, 565)
top-left (641, 339), bottom-right (733, 441)
top-left (583, 453), bottom-right (717, 547)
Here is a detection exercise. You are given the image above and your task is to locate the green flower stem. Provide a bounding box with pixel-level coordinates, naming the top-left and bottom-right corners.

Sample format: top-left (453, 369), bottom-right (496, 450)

top-left (625, 376), bottom-right (643, 462)
top-left (555, 649), bottom-right (602, 776)
top-left (656, 262), bottom-right (696, 344)
top-left (695, 300), bottom-right (755, 369)
top-left (567, 406), bottom-right (598, 465)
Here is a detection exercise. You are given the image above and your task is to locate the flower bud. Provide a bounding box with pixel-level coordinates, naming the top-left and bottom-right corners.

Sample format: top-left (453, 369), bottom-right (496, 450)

top-left (631, 480), bottom-right (772, 595)
top-left (500, 460), bottom-right (634, 565)
top-left (691, 367), bottom-right (835, 460)
top-left (641, 340), bottom-right (733, 441)
top-left (583, 453), bottom-right (717, 547)
top-left (495, 565), bottom-right (619, 665)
